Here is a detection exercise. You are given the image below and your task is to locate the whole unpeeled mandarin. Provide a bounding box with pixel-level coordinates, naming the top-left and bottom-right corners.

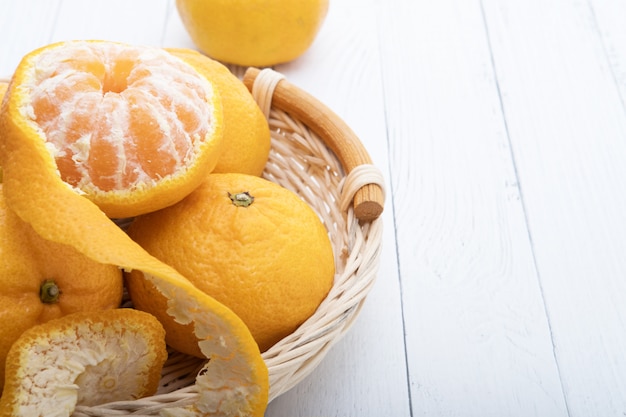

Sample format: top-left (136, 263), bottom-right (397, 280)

top-left (176, 0), bottom-right (329, 67)
top-left (126, 173), bottom-right (335, 354)
top-left (168, 48), bottom-right (270, 176)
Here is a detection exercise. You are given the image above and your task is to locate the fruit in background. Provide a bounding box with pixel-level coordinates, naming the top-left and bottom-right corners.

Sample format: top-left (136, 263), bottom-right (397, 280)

top-left (0, 40), bottom-right (224, 218)
top-left (168, 48), bottom-right (271, 176)
top-left (126, 173), bottom-right (335, 353)
top-left (0, 184), bottom-right (123, 392)
top-left (176, 0), bottom-right (330, 67)
top-left (0, 309), bottom-right (167, 415)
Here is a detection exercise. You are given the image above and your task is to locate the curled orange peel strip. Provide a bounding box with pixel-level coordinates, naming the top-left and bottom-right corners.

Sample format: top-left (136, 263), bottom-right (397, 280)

top-left (0, 69), bottom-right (268, 417)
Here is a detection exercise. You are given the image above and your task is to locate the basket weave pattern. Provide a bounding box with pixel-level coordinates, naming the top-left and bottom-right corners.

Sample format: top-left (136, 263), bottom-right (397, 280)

top-left (70, 68), bottom-right (385, 415)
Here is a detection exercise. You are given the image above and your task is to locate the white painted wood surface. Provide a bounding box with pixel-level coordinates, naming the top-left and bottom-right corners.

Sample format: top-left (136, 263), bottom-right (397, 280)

top-left (2, 0), bottom-right (626, 416)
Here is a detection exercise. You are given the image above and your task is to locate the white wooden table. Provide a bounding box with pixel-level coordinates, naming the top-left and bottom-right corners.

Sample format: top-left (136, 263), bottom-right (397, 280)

top-left (3, 0), bottom-right (626, 416)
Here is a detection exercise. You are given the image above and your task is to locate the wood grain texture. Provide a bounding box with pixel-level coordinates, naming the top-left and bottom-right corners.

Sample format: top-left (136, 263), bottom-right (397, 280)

top-left (379, 0), bottom-right (569, 415)
top-left (589, 0), bottom-right (626, 109)
top-left (483, 0), bottom-right (626, 415)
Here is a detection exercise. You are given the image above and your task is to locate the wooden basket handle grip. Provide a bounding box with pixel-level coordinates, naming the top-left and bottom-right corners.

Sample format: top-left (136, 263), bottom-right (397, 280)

top-left (243, 67), bottom-right (385, 222)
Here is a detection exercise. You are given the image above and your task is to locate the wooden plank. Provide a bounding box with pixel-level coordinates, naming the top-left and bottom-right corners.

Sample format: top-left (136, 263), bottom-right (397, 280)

top-left (482, 0), bottom-right (626, 415)
top-left (164, 0), bottom-right (412, 415)
top-left (265, 1), bottom-right (411, 415)
top-left (0, 0), bottom-right (170, 77)
top-left (589, 0), bottom-right (626, 101)
top-left (0, 0), bottom-right (61, 76)
top-left (49, 0), bottom-right (169, 46)
top-left (268, 16), bottom-right (409, 417)
top-left (378, 0), bottom-right (569, 415)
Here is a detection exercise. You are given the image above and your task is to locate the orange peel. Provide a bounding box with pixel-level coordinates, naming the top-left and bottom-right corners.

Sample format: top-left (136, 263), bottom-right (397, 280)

top-left (0, 309), bottom-right (167, 416)
top-left (0, 182), bottom-right (123, 393)
top-left (0, 42), bottom-right (268, 416)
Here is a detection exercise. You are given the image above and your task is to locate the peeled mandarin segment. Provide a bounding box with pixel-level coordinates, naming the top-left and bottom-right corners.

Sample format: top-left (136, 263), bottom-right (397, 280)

top-left (0, 309), bottom-right (167, 416)
top-left (0, 43), bottom-right (268, 416)
top-left (2, 40), bottom-right (224, 218)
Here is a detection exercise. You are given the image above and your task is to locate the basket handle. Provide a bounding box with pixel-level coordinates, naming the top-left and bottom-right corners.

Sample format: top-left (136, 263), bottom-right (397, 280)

top-left (243, 67), bottom-right (385, 222)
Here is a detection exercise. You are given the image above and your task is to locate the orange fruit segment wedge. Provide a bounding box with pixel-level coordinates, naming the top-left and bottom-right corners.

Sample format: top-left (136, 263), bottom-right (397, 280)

top-left (0, 40), bottom-right (224, 218)
top-left (0, 309), bottom-right (167, 416)
top-left (0, 41), bottom-right (268, 416)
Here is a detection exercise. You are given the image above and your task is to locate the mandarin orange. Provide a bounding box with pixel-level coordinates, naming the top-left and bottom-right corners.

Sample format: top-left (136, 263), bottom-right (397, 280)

top-left (126, 173), bottom-right (335, 353)
top-left (168, 48), bottom-right (271, 176)
top-left (176, 0), bottom-right (329, 66)
top-left (0, 40), bottom-right (224, 218)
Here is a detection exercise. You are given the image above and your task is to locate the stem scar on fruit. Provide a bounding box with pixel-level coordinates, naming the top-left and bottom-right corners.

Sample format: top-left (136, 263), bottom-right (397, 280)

top-left (40, 279), bottom-right (61, 304)
top-left (229, 191), bottom-right (254, 207)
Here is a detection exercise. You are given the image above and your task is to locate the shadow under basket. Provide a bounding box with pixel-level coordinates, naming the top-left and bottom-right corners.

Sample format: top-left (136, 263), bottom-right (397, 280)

top-left (74, 67), bottom-right (386, 416)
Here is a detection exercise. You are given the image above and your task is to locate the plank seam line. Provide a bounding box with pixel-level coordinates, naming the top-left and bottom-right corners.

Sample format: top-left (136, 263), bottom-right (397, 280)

top-left (586, 0), bottom-right (626, 118)
top-left (375, 1), bottom-right (414, 415)
top-left (478, 1), bottom-right (572, 416)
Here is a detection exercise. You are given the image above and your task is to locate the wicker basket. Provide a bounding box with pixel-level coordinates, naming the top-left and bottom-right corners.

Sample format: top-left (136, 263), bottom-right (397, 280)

top-left (71, 67), bottom-right (386, 416)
